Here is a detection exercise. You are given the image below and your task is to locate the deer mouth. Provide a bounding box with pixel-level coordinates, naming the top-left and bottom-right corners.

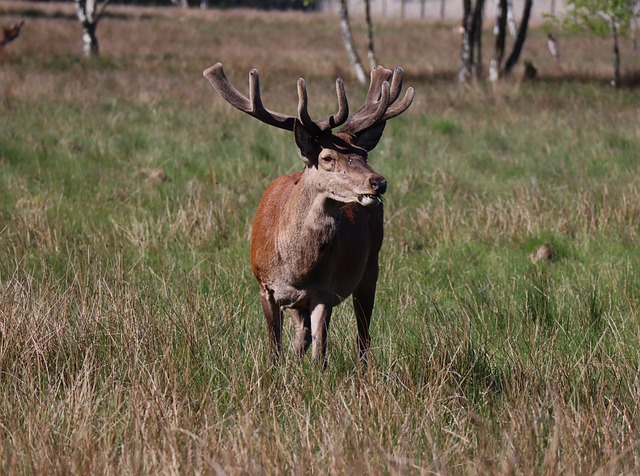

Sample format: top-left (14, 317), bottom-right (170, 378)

top-left (357, 194), bottom-right (383, 206)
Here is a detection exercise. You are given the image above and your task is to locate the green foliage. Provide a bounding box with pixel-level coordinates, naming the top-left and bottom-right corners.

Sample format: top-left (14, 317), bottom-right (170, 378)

top-left (562, 0), bottom-right (636, 35)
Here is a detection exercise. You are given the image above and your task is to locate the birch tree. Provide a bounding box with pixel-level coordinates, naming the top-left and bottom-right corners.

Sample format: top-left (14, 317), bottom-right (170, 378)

top-left (562, 0), bottom-right (636, 87)
top-left (171, 0), bottom-right (190, 8)
top-left (75, 0), bottom-right (110, 56)
top-left (338, 0), bottom-right (367, 84)
top-left (502, 0), bottom-right (533, 76)
top-left (632, 0), bottom-right (639, 49)
top-left (506, 0), bottom-right (518, 36)
top-left (490, 0), bottom-right (508, 80)
top-left (364, 0), bottom-right (378, 70)
top-left (488, 0), bottom-right (533, 80)
top-left (459, 0), bottom-right (486, 82)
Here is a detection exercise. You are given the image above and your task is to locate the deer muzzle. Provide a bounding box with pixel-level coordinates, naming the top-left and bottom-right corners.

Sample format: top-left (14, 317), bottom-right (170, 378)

top-left (357, 173), bottom-right (387, 207)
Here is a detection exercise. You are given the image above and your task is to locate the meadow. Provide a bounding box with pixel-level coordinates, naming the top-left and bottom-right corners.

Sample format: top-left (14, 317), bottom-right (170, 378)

top-left (1, 2), bottom-right (640, 473)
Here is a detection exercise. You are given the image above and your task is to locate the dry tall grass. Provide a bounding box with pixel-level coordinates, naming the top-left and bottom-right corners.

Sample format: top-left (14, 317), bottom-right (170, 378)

top-left (1, 2), bottom-right (640, 474)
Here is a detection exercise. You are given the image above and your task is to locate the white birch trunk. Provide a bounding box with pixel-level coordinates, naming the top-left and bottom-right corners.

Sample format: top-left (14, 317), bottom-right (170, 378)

top-left (507, 0), bottom-right (517, 37)
top-left (338, 0), bottom-right (367, 84)
top-left (611, 21), bottom-right (621, 87)
top-left (364, 0), bottom-right (377, 70)
top-left (490, 0), bottom-right (507, 81)
top-left (75, 0), bottom-right (100, 56)
top-left (632, 16), bottom-right (638, 51)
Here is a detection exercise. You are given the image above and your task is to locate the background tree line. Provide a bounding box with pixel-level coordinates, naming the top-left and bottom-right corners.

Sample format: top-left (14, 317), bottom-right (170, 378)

top-left (20, 0), bottom-right (319, 9)
top-left (22, 0), bottom-right (637, 87)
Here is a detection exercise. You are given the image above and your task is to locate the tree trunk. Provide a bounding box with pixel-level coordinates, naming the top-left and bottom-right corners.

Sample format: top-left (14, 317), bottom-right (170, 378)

top-left (338, 0), bottom-right (367, 84)
top-left (364, 0), bottom-right (378, 70)
top-left (632, 16), bottom-right (638, 52)
top-left (459, 0), bottom-right (485, 82)
top-left (611, 22), bottom-right (621, 87)
top-left (489, 0), bottom-right (507, 81)
top-left (75, 0), bottom-right (100, 56)
top-left (472, 0), bottom-right (484, 77)
top-left (502, 0), bottom-right (532, 76)
top-left (440, 0), bottom-right (446, 19)
top-left (82, 22), bottom-right (99, 56)
top-left (506, 0), bottom-right (517, 37)
top-left (459, 0), bottom-right (473, 82)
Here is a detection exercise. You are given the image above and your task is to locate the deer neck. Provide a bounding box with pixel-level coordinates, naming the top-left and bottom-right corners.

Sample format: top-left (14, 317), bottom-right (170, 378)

top-left (276, 171), bottom-right (343, 263)
top-left (284, 171), bottom-right (343, 230)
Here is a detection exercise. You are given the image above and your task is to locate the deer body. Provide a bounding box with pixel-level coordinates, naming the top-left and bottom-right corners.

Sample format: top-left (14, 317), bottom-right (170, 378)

top-left (204, 63), bottom-right (413, 366)
top-left (252, 169), bottom-right (384, 361)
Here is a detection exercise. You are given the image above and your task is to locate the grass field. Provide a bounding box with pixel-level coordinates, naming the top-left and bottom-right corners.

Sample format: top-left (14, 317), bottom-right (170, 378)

top-left (1, 2), bottom-right (640, 473)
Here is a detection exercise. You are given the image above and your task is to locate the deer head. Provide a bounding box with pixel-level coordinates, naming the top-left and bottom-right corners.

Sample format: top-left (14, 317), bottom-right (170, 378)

top-left (203, 63), bottom-right (414, 207)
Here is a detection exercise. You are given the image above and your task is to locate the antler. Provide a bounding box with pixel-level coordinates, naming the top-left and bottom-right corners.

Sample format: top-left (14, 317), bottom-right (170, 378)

top-left (203, 63), bottom-right (296, 131)
top-left (340, 66), bottom-right (415, 136)
top-left (203, 63), bottom-right (349, 135)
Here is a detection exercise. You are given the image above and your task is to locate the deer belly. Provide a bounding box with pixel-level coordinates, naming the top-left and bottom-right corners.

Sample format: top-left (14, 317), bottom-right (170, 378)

top-left (270, 258), bottom-right (367, 310)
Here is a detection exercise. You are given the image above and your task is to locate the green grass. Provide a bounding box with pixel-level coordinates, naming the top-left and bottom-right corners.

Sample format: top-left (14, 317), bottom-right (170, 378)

top-left (1, 3), bottom-right (640, 473)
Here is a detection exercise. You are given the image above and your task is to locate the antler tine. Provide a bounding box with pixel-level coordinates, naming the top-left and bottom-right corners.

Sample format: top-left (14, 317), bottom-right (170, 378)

top-left (296, 78), bottom-right (321, 136)
top-left (340, 65), bottom-right (413, 136)
top-left (365, 66), bottom-right (394, 104)
top-left (297, 77), bottom-right (350, 135)
top-left (315, 78), bottom-right (349, 131)
top-left (203, 63), bottom-right (296, 131)
top-left (339, 67), bottom-right (393, 135)
top-left (388, 67), bottom-right (405, 104)
top-left (382, 86), bottom-right (415, 122)
top-left (340, 78), bottom-right (392, 135)
top-left (382, 67), bottom-right (415, 121)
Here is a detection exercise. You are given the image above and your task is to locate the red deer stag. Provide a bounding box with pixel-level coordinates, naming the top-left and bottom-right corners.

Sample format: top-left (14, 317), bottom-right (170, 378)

top-left (0, 21), bottom-right (25, 48)
top-left (203, 63), bottom-right (413, 367)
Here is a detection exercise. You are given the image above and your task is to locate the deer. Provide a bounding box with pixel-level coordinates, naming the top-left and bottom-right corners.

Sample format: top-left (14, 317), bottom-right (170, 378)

top-left (203, 63), bottom-right (413, 367)
top-left (0, 21), bottom-right (25, 49)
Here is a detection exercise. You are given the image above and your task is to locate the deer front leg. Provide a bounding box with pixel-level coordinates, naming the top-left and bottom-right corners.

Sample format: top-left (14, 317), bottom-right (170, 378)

top-left (260, 287), bottom-right (283, 361)
top-left (353, 262), bottom-right (378, 363)
top-left (310, 302), bottom-right (332, 368)
top-left (291, 309), bottom-right (312, 358)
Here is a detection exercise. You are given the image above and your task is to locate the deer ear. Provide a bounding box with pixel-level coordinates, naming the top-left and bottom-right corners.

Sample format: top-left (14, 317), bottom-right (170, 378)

top-left (353, 122), bottom-right (386, 152)
top-left (294, 119), bottom-right (321, 166)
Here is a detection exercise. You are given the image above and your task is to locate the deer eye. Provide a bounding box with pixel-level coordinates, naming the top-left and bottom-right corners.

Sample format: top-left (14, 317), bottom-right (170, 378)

top-left (320, 155), bottom-right (335, 167)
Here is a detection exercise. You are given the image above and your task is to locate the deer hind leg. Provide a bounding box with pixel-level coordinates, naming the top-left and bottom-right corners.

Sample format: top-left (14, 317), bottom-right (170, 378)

top-left (291, 309), bottom-right (311, 358)
top-left (260, 287), bottom-right (283, 361)
top-left (310, 302), bottom-right (332, 369)
top-left (353, 262), bottom-right (379, 363)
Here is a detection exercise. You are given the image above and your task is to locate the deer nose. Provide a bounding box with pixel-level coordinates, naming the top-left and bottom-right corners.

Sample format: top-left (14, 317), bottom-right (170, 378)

top-left (369, 175), bottom-right (387, 195)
